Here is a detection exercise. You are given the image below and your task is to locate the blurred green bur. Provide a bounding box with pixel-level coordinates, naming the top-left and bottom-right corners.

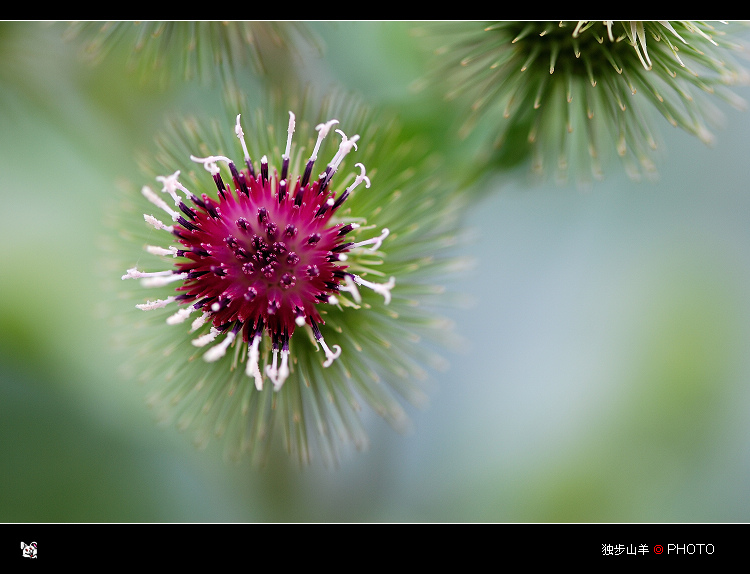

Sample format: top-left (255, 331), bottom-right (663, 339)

top-left (2, 21), bottom-right (750, 522)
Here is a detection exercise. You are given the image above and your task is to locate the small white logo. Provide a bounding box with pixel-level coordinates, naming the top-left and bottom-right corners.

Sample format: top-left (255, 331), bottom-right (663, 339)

top-left (21, 541), bottom-right (38, 559)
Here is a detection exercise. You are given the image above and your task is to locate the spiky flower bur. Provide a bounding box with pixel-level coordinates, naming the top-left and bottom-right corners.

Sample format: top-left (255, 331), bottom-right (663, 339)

top-left (424, 21), bottom-right (750, 184)
top-left (62, 21), bottom-right (318, 95)
top-left (115, 97), bottom-right (468, 465)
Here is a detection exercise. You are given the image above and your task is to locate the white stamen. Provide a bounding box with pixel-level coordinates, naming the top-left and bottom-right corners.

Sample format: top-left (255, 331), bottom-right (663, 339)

top-left (190, 154), bottom-right (232, 176)
top-left (283, 111), bottom-right (295, 159)
top-left (235, 114), bottom-right (251, 161)
top-left (122, 267), bottom-right (173, 280)
top-left (327, 295), bottom-right (339, 305)
top-left (144, 214), bottom-right (174, 233)
top-left (318, 337), bottom-right (342, 368)
top-left (295, 315), bottom-right (306, 327)
top-left (192, 327), bottom-right (219, 348)
top-left (122, 267), bottom-right (188, 288)
top-left (156, 171), bottom-right (182, 204)
top-left (203, 329), bottom-right (237, 362)
top-left (142, 185), bottom-right (179, 221)
top-left (146, 245), bottom-right (179, 257)
top-left (353, 274), bottom-right (396, 305)
top-left (310, 119), bottom-right (339, 161)
top-left (265, 348), bottom-right (279, 381)
top-left (350, 163), bottom-right (371, 192)
top-left (265, 349), bottom-right (290, 391)
top-left (135, 296), bottom-right (176, 311)
top-left (329, 130), bottom-right (360, 172)
top-left (340, 274), bottom-right (362, 303)
top-left (190, 312), bottom-right (210, 333)
top-left (353, 228), bottom-right (390, 251)
top-left (140, 273), bottom-right (188, 288)
top-left (157, 170), bottom-right (199, 203)
top-left (245, 335), bottom-right (264, 391)
top-left (166, 306), bottom-right (194, 325)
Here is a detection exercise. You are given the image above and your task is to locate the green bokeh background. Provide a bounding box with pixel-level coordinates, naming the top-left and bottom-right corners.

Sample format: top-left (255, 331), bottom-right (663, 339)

top-left (2, 21), bottom-right (750, 522)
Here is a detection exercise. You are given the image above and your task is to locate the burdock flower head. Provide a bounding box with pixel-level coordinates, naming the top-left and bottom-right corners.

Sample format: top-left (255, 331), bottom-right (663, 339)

top-left (63, 21), bottom-right (318, 94)
top-left (114, 97), bottom-right (465, 464)
top-left (423, 21), bottom-right (750, 184)
top-left (123, 113), bottom-right (394, 390)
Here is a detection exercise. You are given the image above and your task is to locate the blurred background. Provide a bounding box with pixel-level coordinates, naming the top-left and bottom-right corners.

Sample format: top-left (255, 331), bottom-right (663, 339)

top-left (1, 20), bottom-right (750, 522)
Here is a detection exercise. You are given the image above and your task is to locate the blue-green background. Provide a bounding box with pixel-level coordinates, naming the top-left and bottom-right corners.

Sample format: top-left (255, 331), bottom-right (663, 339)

top-left (2, 21), bottom-right (750, 522)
